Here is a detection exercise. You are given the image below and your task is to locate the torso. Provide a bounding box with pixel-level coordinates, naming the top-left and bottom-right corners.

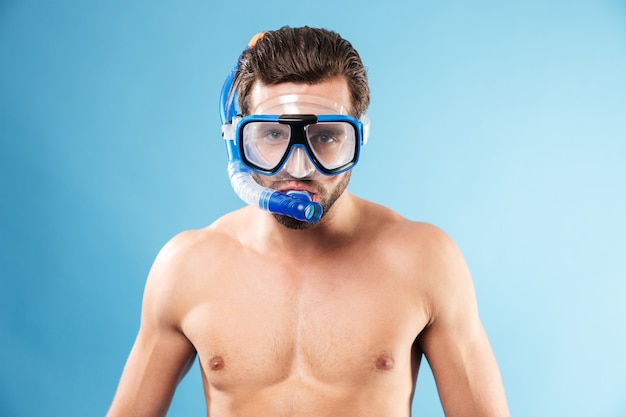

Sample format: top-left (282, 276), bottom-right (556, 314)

top-left (171, 197), bottom-right (434, 417)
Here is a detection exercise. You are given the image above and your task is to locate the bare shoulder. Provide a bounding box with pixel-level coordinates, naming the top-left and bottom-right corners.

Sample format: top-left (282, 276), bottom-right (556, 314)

top-left (150, 209), bottom-right (249, 275)
top-left (148, 226), bottom-right (231, 284)
top-left (142, 212), bottom-right (246, 322)
top-left (362, 199), bottom-right (464, 262)
top-left (360, 200), bottom-right (473, 315)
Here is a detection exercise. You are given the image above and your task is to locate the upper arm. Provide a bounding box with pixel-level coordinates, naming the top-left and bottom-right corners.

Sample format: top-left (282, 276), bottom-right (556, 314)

top-left (417, 226), bottom-right (509, 417)
top-left (107, 233), bottom-right (199, 417)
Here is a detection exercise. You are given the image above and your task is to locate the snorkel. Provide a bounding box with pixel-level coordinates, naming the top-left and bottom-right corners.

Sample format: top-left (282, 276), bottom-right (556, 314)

top-left (219, 36), bottom-right (323, 223)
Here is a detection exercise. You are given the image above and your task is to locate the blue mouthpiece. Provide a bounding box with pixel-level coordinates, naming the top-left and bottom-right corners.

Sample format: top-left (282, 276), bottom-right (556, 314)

top-left (268, 191), bottom-right (323, 223)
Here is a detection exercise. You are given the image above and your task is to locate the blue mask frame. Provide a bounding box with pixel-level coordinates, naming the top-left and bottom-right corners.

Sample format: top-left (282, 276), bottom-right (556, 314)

top-left (223, 113), bottom-right (365, 176)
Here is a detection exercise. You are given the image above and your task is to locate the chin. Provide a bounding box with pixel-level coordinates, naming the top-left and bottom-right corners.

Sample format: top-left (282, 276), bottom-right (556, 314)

top-left (272, 213), bottom-right (318, 230)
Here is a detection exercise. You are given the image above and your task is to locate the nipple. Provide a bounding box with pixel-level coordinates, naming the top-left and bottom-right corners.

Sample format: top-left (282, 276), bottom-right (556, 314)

top-left (209, 355), bottom-right (225, 371)
top-left (375, 353), bottom-right (395, 371)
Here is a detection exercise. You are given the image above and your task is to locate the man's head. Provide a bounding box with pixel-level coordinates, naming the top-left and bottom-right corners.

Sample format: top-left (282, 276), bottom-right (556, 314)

top-left (221, 26), bottom-right (370, 229)
top-left (246, 78), bottom-right (357, 229)
top-left (232, 26), bottom-right (370, 119)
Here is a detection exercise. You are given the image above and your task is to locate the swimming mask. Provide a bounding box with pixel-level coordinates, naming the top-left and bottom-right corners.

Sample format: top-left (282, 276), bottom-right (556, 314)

top-left (222, 94), bottom-right (370, 179)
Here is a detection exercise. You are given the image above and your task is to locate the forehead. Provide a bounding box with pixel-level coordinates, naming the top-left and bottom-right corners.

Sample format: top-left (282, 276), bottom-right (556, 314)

top-left (249, 76), bottom-right (351, 114)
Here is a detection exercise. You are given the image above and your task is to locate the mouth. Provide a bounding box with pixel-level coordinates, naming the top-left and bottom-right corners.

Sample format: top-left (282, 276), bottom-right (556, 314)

top-left (280, 185), bottom-right (318, 202)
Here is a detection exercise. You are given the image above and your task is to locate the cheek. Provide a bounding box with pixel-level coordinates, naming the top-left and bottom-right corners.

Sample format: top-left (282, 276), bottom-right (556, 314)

top-left (251, 173), bottom-right (272, 188)
top-left (330, 171), bottom-right (351, 192)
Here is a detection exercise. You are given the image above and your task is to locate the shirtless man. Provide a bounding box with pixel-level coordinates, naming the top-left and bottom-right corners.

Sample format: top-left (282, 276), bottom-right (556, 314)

top-left (107, 26), bottom-right (509, 417)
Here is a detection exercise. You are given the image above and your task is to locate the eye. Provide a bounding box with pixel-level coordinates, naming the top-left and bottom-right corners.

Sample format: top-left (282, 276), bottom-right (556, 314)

top-left (265, 129), bottom-right (286, 139)
top-left (309, 128), bottom-right (344, 146)
top-left (258, 125), bottom-right (290, 144)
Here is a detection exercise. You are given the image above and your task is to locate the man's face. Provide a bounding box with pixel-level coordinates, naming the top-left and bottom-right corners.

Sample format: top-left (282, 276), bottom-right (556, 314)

top-left (248, 77), bottom-right (354, 229)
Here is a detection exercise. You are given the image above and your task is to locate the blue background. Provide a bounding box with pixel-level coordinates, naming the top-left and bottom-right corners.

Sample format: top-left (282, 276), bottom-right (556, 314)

top-left (1, 1), bottom-right (625, 416)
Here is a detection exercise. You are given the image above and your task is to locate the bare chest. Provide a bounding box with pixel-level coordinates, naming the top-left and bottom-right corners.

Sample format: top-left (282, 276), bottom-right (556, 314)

top-left (181, 254), bottom-right (428, 393)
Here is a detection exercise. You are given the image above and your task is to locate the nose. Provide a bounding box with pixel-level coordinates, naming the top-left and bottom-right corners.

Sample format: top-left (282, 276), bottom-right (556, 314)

top-left (284, 146), bottom-right (316, 179)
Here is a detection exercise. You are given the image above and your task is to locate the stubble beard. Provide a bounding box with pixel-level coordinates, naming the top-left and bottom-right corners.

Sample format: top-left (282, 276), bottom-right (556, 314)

top-left (253, 171), bottom-right (352, 230)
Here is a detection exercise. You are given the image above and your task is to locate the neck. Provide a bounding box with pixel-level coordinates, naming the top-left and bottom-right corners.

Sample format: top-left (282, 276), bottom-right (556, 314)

top-left (250, 191), bottom-right (362, 257)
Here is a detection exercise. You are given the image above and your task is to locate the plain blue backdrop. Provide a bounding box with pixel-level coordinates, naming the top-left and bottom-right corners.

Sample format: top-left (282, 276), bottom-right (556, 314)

top-left (1, 1), bottom-right (625, 416)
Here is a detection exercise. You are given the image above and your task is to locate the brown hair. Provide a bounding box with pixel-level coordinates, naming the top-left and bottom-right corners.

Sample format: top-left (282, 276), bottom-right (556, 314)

top-left (233, 26), bottom-right (370, 118)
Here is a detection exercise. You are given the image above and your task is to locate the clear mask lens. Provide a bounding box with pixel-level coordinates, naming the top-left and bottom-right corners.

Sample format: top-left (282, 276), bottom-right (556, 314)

top-left (242, 122), bottom-right (291, 170)
top-left (305, 122), bottom-right (356, 170)
top-left (241, 118), bottom-right (358, 175)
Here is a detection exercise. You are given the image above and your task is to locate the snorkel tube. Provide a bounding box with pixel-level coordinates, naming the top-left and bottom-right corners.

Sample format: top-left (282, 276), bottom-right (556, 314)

top-left (219, 39), bottom-right (323, 223)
